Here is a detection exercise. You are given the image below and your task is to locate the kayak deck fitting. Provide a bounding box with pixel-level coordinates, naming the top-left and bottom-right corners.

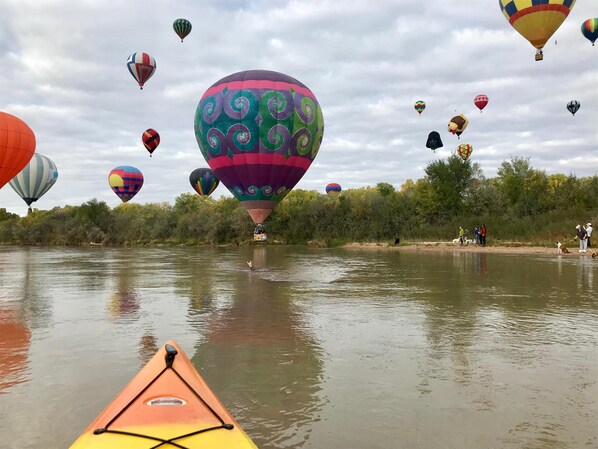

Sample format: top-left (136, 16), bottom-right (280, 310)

top-left (69, 341), bottom-right (258, 449)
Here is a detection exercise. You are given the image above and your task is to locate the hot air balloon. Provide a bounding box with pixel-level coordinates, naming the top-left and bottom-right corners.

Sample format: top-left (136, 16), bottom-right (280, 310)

top-left (142, 128), bottom-right (160, 157)
top-left (448, 114), bottom-right (468, 139)
top-left (108, 166), bottom-right (143, 203)
top-left (474, 94), bottom-right (489, 112)
top-left (189, 168), bottom-right (219, 196)
top-left (126, 52), bottom-right (156, 89)
top-left (567, 100), bottom-right (580, 116)
top-left (325, 183), bottom-right (341, 195)
top-left (173, 18), bottom-right (192, 42)
top-left (0, 112), bottom-right (36, 190)
top-left (499, 0), bottom-right (576, 61)
top-left (426, 131), bottom-right (443, 152)
top-left (581, 19), bottom-right (598, 46)
top-left (9, 153), bottom-right (58, 213)
top-left (414, 101), bottom-right (426, 115)
top-left (194, 69), bottom-right (324, 226)
top-left (457, 143), bottom-right (473, 161)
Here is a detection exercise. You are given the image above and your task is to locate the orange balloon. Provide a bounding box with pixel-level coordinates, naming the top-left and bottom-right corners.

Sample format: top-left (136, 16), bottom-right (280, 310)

top-left (0, 112), bottom-right (36, 189)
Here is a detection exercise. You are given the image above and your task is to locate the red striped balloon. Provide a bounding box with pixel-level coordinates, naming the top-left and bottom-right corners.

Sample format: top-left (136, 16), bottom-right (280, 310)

top-left (126, 52), bottom-right (156, 90)
top-left (474, 94), bottom-right (488, 113)
top-left (142, 129), bottom-right (160, 157)
top-left (325, 183), bottom-right (342, 195)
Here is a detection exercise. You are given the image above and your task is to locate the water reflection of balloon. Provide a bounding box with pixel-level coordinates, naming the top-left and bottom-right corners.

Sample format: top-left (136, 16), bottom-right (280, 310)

top-left (107, 263), bottom-right (140, 320)
top-left (0, 308), bottom-right (31, 392)
top-left (0, 112), bottom-right (36, 190)
top-left (426, 131), bottom-right (443, 152)
top-left (107, 290), bottom-right (140, 319)
top-left (192, 266), bottom-right (324, 448)
top-left (194, 69), bottom-right (324, 225)
top-left (126, 52), bottom-right (156, 89)
top-left (173, 18), bottom-right (192, 42)
top-left (139, 332), bottom-right (158, 364)
top-left (499, 0), bottom-right (576, 61)
top-left (108, 166), bottom-right (143, 203)
top-left (189, 168), bottom-right (219, 196)
top-left (9, 153), bottom-right (58, 213)
top-left (566, 100), bottom-right (580, 116)
top-left (325, 183), bottom-right (341, 195)
top-left (142, 128), bottom-right (160, 157)
top-left (581, 18), bottom-right (598, 46)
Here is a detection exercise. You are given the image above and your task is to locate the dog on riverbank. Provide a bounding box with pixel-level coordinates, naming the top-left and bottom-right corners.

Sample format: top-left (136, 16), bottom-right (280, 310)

top-left (557, 242), bottom-right (570, 254)
top-left (453, 237), bottom-right (475, 245)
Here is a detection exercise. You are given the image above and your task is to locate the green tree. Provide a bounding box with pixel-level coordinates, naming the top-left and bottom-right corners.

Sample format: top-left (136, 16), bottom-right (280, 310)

top-left (496, 157), bottom-right (549, 217)
top-left (424, 155), bottom-right (476, 221)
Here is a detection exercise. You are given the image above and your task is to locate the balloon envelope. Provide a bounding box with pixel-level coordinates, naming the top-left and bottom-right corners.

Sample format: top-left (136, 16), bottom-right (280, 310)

top-left (499, 0), bottom-right (576, 60)
top-left (426, 131), bottom-right (443, 151)
top-left (142, 128), bottom-right (160, 156)
top-left (326, 183), bottom-right (342, 195)
top-left (567, 100), bottom-right (580, 116)
top-left (414, 101), bottom-right (426, 115)
top-left (109, 166), bottom-right (143, 203)
top-left (173, 18), bottom-right (192, 42)
top-left (474, 94), bottom-right (489, 112)
top-left (0, 112), bottom-right (36, 190)
top-left (448, 114), bottom-right (468, 138)
top-left (189, 168), bottom-right (219, 196)
top-left (581, 18), bottom-right (598, 45)
top-left (9, 153), bottom-right (58, 206)
top-left (457, 143), bottom-right (473, 161)
top-left (194, 69), bottom-right (324, 224)
top-left (126, 52), bottom-right (156, 89)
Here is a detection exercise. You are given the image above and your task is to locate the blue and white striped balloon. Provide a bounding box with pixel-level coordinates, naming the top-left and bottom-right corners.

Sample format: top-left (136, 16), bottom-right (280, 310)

top-left (9, 153), bottom-right (58, 209)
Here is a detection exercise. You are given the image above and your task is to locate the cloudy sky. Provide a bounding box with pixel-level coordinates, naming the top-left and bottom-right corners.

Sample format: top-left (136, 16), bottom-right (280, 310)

top-left (0, 0), bottom-right (596, 215)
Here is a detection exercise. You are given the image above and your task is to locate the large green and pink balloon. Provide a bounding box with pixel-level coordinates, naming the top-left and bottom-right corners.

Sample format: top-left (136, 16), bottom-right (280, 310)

top-left (194, 70), bottom-right (324, 224)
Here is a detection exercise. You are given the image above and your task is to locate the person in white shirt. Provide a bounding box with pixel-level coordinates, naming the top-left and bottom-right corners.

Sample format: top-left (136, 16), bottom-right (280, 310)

top-left (585, 223), bottom-right (593, 249)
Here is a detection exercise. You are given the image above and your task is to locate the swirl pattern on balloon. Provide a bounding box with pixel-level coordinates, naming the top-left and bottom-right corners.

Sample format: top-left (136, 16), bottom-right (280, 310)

top-left (194, 70), bottom-right (324, 224)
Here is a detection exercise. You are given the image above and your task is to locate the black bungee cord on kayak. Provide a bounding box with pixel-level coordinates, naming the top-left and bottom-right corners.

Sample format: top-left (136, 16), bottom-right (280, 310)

top-left (92, 344), bottom-right (235, 449)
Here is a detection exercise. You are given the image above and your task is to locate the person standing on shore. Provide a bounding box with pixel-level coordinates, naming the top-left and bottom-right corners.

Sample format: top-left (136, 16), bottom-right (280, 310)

top-left (459, 226), bottom-right (464, 245)
top-left (576, 225), bottom-right (587, 252)
top-left (480, 224), bottom-right (487, 245)
top-left (586, 223), bottom-right (592, 249)
top-left (474, 226), bottom-right (480, 244)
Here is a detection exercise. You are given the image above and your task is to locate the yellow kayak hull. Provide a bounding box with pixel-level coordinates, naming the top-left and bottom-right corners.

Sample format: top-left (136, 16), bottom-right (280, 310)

top-left (69, 341), bottom-right (258, 449)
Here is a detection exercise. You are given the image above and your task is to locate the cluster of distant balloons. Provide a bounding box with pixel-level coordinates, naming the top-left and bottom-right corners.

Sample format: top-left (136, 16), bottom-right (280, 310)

top-left (115, 19), bottom-right (325, 226)
top-left (420, 99), bottom-right (474, 161)
top-left (419, 3), bottom-right (593, 161)
top-left (110, 19), bottom-right (223, 204)
top-left (0, 6), bottom-right (595, 222)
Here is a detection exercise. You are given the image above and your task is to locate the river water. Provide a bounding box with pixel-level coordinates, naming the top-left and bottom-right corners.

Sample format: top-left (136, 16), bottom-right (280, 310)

top-left (0, 246), bottom-right (596, 449)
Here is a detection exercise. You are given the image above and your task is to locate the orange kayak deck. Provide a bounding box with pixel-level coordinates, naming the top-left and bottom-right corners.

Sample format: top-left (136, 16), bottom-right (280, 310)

top-left (69, 341), bottom-right (258, 448)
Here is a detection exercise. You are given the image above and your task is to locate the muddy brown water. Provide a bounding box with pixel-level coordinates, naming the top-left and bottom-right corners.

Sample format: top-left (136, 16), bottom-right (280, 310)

top-left (0, 246), bottom-right (596, 449)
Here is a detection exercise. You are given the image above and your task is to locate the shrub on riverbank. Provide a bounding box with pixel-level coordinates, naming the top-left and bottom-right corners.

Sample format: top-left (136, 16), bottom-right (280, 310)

top-left (1, 157), bottom-right (596, 246)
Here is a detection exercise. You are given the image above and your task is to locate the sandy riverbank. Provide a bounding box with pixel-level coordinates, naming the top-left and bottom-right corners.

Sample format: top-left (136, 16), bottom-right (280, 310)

top-left (341, 241), bottom-right (597, 256)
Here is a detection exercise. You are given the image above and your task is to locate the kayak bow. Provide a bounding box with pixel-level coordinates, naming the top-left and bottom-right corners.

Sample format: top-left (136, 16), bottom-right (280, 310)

top-left (69, 341), bottom-right (258, 448)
